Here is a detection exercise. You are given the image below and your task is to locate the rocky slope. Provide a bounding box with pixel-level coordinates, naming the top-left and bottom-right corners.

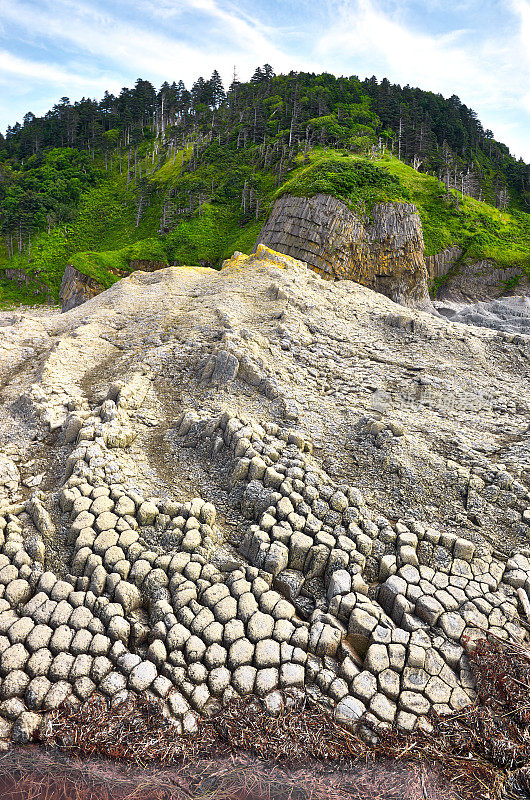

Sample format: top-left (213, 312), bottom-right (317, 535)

top-left (255, 195), bottom-right (432, 308)
top-left (435, 296), bottom-right (530, 335)
top-left (0, 245), bottom-right (529, 746)
top-left (434, 256), bottom-right (530, 303)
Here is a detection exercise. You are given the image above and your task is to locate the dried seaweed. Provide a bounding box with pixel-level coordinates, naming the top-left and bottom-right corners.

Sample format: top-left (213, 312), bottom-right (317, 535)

top-left (20, 635), bottom-right (530, 800)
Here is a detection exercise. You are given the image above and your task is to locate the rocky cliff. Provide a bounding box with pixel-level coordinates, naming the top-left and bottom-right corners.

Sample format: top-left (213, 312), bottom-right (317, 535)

top-left (59, 260), bottom-right (170, 312)
top-left (59, 265), bottom-right (105, 312)
top-left (435, 257), bottom-right (530, 302)
top-left (425, 247), bottom-right (463, 282)
top-left (0, 246), bottom-right (529, 747)
top-left (255, 194), bottom-right (432, 309)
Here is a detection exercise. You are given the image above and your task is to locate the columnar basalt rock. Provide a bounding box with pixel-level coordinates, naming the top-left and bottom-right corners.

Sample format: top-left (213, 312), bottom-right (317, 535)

top-left (1, 248), bottom-right (529, 748)
top-left (0, 380), bottom-right (527, 744)
top-left (59, 266), bottom-right (105, 313)
top-left (255, 195), bottom-right (432, 308)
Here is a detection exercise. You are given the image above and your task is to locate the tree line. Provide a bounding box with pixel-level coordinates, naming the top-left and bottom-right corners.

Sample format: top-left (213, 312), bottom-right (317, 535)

top-left (1, 65), bottom-right (529, 256)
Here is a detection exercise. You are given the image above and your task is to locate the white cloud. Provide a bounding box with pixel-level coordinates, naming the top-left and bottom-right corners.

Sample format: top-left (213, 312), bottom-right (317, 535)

top-left (0, 50), bottom-right (111, 90)
top-left (317, 0), bottom-right (494, 102)
top-left (315, 0), bottom-right (530, 159)
top-left (0, 0), bottom-right (305, 91)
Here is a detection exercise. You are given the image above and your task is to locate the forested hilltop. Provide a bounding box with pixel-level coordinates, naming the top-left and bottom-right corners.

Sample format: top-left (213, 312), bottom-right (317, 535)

top-left (1, 66), bottom-right (529, 305)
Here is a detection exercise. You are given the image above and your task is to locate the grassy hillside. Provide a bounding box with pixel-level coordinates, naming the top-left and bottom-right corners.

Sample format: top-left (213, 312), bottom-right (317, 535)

top-left (1, 68), bottom-right (529, 308)
top-left (0, 143), bottom-right (529, 307)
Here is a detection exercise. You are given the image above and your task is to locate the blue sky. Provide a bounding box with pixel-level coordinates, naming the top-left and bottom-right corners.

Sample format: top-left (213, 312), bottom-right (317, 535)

top-left (0, 0), bottom-right (529, 160)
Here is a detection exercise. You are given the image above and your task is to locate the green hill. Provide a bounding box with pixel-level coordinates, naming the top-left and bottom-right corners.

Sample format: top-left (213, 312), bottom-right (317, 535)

top-left (0, 68), bottom-right (529, 306)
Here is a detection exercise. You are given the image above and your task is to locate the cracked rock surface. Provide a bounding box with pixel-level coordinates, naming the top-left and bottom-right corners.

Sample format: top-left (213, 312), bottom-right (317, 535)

top-left (0, 245), bottom-right (529, 744)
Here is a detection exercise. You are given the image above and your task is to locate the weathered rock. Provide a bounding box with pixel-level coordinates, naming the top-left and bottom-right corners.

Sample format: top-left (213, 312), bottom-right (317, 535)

top-left (255, 198), bottom-right (432, 308)
top-left (59, 265), bottom-right (105, 312)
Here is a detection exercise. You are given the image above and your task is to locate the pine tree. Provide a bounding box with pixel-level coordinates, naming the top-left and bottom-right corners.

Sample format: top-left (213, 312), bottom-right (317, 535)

top-left (209, 70), bottom-right (225, 107)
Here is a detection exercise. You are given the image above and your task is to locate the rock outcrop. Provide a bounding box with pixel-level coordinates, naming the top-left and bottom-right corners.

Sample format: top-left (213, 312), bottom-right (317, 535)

top-left (435, 295), bottom-right (530, 335)
top-left (255, 194), bottom-right (432, 308)
top-left (425, 247), bottom-right (463, 282)
top-left (59, 265), bottom-right (105, 312)
top-left (0, 247), bottom-right (530, 747)
top-left (59, 260), bottom-right (170, 312)
top-left (434, 258), bottom-right (530, 303)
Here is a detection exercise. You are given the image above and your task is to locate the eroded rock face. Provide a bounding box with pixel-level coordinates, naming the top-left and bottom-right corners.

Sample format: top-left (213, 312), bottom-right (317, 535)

top-left (255, 194), bottom-right (432, 309)
top-left (425, 247), bottom-right (463, 282)
top-left (0, 247), bottom-right (529, 746)
top-left (435, 258), bottom-right (530, 303)
top-left (59, 266), bottom-right (104, 312)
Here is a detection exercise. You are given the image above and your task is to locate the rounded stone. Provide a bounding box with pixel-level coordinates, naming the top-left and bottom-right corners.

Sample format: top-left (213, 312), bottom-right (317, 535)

top-left (370, 692), bottom-right (397, 723)
top-left (228, 638), bottom-right (254, 669)
top-left (50, 625), bottom-right (74, 654)
top-left (71, 629), bottom-right (93, 656)
top-left (74, 676), bottom-right (96, 701)
top-left (7, 617), bottom-right (35, 645)
top-left (115, 496), bottom-right (136, 517)
top-left (0, 669), bottom-right (30, 699)
top-left (95, 512), bottom-right (118, 533)
top-left (334, 695), bottom-right (366, 729)
top-left (49, 652), bottom-right (75, 682)
top-left (137, 502), bottom-right (158, 526)
top-left (232, 665), bottom-right (257, 695)
top-left (90, 655), bottom-right (112, 683)
top-left (43, 680), bottom-right (72, 710)
top-left (11, 711), bottom-right (41, 743)
top-left (25, 625), bottom-right (53, 652)
top-left (223, 618), bottom-right (245, 647)
top-left (364, 644), bottom-right (390, 674)
top-left (255, 668), bottom-right (279, 697)
top-left (247, 611), bottom-right (275, 643)
top-left (71, 654), bottom-right (93, 679)
top-left (208, 666), bottom-right (231, 696)
top-left (27, 648), bottom-right (53, 678)
top-left (25, 676), bottom-right (51, 710)
top-left (5, 580), bottom-right (32, 607)
top-left (254, 639), bottom-right (280, 668)
top-left (279, 662), bottom-right (304, 689)
top-left (99, 671), bottom-right (127, 696)
top-left (213, 596), bottom-right (238, 624)
top-left (185, 635), bottom-right (206, 663)
top-left (128, 660), bottom-right (157, 691)
top-left (91, 496), bottom-right (114, 516)
top-left (204, 643), bottom-right (227, 670)
top-left (0, 697), bottom-right (25, 720)
top-left (1, 642), bottom-right (29, 674)
top-left (352, 671), bottom-right (377, 703)
top-left (399, 690), bottom-right (430, 715)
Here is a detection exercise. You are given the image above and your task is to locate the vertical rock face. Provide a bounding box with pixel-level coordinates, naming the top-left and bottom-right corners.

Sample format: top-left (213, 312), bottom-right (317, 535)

top-left (435, 259), bottom-right (530, 302)
top-left (255, 194), bottom-right (432, 308)
top-left (59, 265), bottom-right (104, 312)
top-left (425, 247), bottom-right (463, 282)
top-left (59, 261), bottom-right (169, 312)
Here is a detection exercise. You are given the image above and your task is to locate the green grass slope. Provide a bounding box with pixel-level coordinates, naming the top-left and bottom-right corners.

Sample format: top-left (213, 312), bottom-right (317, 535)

top-left (0, 144), bottom-right (529, 308)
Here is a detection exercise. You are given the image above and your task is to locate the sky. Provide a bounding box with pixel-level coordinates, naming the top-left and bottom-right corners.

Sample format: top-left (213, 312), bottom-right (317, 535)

top-left (0, 0), bottom-right (529, 160)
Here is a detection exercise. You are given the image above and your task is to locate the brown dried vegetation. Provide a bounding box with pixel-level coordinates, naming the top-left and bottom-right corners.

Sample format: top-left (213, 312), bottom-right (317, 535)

top-left (1, 636), bottom-right (529, 800)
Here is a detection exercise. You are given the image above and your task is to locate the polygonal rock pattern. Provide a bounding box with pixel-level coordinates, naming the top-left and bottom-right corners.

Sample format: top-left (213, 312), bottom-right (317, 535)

top-left (0, 249), bottom-right (529, 748)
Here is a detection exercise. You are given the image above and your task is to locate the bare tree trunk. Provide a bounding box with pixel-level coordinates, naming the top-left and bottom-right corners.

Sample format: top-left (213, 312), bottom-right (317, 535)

top-left (135, 194), bottom-right (144, 227)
